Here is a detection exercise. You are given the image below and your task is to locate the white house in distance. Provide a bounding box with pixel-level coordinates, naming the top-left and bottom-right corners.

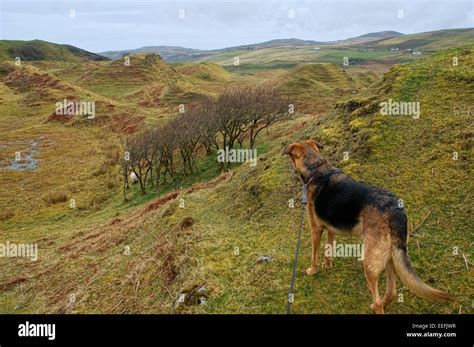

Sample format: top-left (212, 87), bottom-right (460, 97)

top-left (314, 47), bottom-right (320, 50)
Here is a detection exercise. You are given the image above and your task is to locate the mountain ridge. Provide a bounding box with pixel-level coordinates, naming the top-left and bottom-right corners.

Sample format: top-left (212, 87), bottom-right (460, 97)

top-left (98, 31), bottom-right (406, 62)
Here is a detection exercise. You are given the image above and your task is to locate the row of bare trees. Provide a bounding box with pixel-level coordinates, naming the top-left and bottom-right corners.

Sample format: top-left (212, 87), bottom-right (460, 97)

top-left (121, 84), bottom-right (291, 196)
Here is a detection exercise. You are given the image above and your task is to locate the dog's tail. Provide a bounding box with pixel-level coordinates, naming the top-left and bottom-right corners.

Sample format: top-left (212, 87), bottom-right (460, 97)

top-left (390, 211), bottom-right (456, 302)
top-left (391, 247), bottom-right (456, 301)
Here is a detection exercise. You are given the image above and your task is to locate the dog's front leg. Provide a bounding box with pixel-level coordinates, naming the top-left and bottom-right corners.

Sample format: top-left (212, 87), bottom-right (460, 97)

top-left (306, 223), bottom-right (323, 276)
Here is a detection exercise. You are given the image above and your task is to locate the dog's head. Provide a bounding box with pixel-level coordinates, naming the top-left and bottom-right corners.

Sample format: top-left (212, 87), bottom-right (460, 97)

top-left (282, 140), bottom-right (324, 178)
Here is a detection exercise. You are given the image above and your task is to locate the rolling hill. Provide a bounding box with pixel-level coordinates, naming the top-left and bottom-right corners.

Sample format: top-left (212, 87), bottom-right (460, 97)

top-left (0, 40), bottom-right (108, 62)
top-left (280, 63), bottom-right (366, 113)
top-left (369, 28), bottom-right (474, 51)
top-left (0, 32), bottom-right (471, 315)
top-left (196, 29), bottom-right (473, 74)
top-left (330, 30), bottom-right (404, 46)
top-left (97, 28), bottom-right (472, 73)
top-left (76, 53), bottom-right (177, 97)
top-left (99, 31), bottom-right (405, 63)
top-left (99, 46), bottom-right (213, 63)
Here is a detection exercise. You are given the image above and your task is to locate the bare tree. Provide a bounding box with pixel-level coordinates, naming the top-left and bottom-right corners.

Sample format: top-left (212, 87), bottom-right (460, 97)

top-left (121, 83), bottom-right (290, 196)
top-left (245, 84), bottom-right (290, 149)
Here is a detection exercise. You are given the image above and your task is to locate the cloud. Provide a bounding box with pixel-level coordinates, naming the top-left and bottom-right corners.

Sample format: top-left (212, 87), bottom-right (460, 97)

top-left (1, 0), bottom-right (472, 51)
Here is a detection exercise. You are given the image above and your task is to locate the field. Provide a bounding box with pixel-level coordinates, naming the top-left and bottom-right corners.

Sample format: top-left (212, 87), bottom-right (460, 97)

top-left (0, 29), bottom-right (472, 314)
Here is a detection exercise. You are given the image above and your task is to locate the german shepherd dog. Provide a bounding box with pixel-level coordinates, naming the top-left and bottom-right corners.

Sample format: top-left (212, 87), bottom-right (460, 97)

top-left (283, 140), bottom-right (455, 313)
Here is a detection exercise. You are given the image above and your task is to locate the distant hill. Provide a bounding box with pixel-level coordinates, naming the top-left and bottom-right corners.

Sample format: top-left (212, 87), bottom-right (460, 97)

top-left (331, 31), bottom-right (404, 46)
top-left (0, 40), bottom-right (108, 62)
top-left (99, 46), bottom-right (212, 63)
top-left (369, 28), bottom-right (474, 51)
top-left (197, 28), bottom-right (474, 73)
top-left (357, 31), bottom-right (404, 39)
top-left (98, 39), bottom-right (325, 63)
top-left (222, 38), bottom-right (326, 50)
top-left (97, 28), bottom-right (472, 67)
top-left (98, 31), bottom-right (404, 63)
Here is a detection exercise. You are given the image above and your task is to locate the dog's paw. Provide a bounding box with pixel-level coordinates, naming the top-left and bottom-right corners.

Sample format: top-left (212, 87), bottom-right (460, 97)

top-left (370, 302), bottom-right (385, 314)
top-left (306, 267), bottom-right (318, 276)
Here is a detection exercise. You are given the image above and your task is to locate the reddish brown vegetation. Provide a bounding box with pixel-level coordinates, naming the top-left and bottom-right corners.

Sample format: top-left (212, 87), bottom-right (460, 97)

top-left (0, 275), bottom-right (29, 291)
top-left (175, 65), bottom-right (200, 75)
top-left (142, 170), bottom-right (234, 214)
top-left (110, 218), bottom-right (122, 225)
top-left (47, 110), bottom-right (75, 123)
top-left (110, 114), bottom-right (145, 134)
top-left (138, 84), bottom-right (166, 107)
top-left (5, 70), bottom-right (70, 92)
top-left (144, 192), bottom-right (179, 213)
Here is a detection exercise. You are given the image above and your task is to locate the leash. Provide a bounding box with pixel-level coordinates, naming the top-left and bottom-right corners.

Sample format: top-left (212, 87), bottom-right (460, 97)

top-left (286, 182), bottom-right (308, 314)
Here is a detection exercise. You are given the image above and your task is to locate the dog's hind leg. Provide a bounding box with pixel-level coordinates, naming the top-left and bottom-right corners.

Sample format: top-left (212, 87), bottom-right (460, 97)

top-left (362, 235), bottom-right (391, 313)
top-left (383, 259), bottom-right (397, 307)
top-left (361, 208), bottom-right (393, 314)
top-left (364, 259), bottom-right (385, 314)
top-left (323, 230), bottom-right (334, 269)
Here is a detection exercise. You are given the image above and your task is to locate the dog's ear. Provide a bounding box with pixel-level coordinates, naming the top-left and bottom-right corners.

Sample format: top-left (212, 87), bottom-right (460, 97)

top-left (306, 140), bottom-right (324, 151)
top-left (282, 143), bottom-right (303, 158)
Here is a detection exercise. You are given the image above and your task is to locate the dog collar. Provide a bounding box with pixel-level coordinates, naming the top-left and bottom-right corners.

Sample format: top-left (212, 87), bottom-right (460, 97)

top-left (307, 161), bottom-right (325, 172)
top-left (303, 161), bottom-right (326, 186)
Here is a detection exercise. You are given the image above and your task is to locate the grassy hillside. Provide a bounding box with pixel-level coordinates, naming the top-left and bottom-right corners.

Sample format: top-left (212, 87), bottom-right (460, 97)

top-left (284, 63), bottom-right (381, 114)
top-left (371, 28), bottom-right (474, 51)
top-left (222, 27), bottom-right (473, 76)
top-left (99, 45), bottom-right (212, 62)
top-left (281, 63), bottom-right (361, 113)
top-left (0, 40), bottom-right (108, 62)
top-left (77, 53), bottom-right (176, 97)
top-left (0, 43), bottom-right (471, 314)
top-left (200, 46), bottom-right (397, 74)
top-left (98, 32), bottom-right (402, 63)
top-left (198, 28), bottom-right (474, 74)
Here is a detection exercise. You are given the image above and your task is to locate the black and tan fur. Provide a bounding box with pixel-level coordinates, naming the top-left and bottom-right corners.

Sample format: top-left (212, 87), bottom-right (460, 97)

top-left (283, 140), bottom-right (455, 314)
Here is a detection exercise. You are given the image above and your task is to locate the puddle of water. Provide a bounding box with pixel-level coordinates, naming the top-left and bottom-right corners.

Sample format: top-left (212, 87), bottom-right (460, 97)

top-left (1, 139), bottom-right (41, 171)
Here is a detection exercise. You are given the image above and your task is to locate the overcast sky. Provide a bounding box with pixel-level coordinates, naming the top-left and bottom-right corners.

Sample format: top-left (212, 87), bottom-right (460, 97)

top-left (0, 0), bottom-right (472, 52)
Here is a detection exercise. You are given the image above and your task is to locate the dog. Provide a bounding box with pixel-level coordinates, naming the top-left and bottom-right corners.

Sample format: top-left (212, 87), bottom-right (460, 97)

top-left (283, 140), bottom-right (455, 313)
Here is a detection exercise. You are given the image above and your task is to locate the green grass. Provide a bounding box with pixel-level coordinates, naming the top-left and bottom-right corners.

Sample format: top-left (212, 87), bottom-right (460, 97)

top-left (0, 40), bottom-right (107, 62)
top-left (197, 29), bottom-right (474, 75)
top-left (202, 47), bottom-right (397, 74)
top-left (0, 42), bottom-right (472, 314)
top-left (374, 28), bottom-right (474, 51)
